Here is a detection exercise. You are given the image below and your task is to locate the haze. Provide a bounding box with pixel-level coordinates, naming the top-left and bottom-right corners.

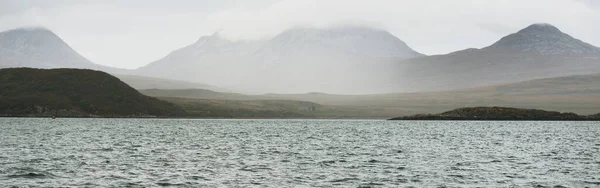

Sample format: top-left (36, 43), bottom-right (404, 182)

top-left (1, 0), bottom-right (599, 69)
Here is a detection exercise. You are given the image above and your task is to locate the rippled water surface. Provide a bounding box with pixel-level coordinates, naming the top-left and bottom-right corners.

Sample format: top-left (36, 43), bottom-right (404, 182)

top-left (1, 118), bottom-right (599, 187)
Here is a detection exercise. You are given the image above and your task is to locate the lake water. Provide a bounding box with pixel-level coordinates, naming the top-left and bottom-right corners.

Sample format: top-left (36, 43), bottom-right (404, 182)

top-left (0, 118), bottom-right (599, 187)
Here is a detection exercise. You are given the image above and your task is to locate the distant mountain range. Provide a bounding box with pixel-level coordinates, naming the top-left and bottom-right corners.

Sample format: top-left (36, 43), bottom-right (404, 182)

top-left (1, 23), bottom-right (599, 94)
top-left (136, 23), bottom-right (600, 93)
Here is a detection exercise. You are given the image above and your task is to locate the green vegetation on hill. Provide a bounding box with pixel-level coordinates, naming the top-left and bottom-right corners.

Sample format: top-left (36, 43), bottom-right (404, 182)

top-left (0, 68), bottom-right (185, 117)
top-left (390, 107), bottom-right (595, 121)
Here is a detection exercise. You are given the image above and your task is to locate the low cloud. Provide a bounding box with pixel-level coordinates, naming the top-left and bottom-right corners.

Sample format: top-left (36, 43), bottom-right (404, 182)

top-left (0, 0), bottom-right (598, 68)
top-left (208, 0), bottom-right (600, 55)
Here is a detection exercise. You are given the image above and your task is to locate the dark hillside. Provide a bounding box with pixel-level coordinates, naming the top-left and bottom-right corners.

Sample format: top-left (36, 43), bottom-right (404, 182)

top-left (0, 68), bottom-right (184, 117)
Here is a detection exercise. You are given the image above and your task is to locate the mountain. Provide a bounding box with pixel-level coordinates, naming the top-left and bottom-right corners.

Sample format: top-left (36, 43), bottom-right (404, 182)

top-left (0, 68), bottom-right (184, 117)
top-left (137, 23), bottom-right (600, 94)
top-left (0, 27), bottom-right (127, 73)
top-left (5, 24), bottom-right (599, 95)
top-left (135, 34), bottom-right (262, 88)
top-left (484, 23), bottom-right (600, 57)
top-left (391, 23), bottom-right (600, 92)
top-left (136, 26), bottom-right (422, 94)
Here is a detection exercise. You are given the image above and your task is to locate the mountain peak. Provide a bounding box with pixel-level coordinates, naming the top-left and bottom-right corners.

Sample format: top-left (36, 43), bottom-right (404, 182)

top-left (194, 33), bottom-right (230, 45)
top-left (0, 27), bottom-right (69, 51)
top-left (4, 26), bottom-right (52, 32)
top-left (0, 27), bottom-right (100, 69)
top-left (0, 27), bottom-right (57, 38)
top-left (517, 23), bottom-right (562, 34)
top-left (24, 26), bottom-right (51, 31)
top-left (484, 23), bottom-right (600, 57)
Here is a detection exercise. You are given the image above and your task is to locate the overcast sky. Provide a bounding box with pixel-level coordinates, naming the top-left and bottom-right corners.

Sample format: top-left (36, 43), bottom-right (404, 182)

top-left (1, 0), bottom-right (599, 69)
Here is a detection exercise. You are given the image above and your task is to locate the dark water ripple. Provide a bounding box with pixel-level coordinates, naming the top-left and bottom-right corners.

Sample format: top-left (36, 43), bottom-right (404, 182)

top-left (0, 118), bottom-right (599, 187)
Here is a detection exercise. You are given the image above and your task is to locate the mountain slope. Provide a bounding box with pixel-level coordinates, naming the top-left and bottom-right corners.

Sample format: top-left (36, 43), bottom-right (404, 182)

top-left (391, 23), bottom-right (600, 92)
top-left (0, 68), bottom-right (184, 117)
top-left (0, 27), bottom-right (127, 74)
top-left (135, 26), bottom-right (421, 94)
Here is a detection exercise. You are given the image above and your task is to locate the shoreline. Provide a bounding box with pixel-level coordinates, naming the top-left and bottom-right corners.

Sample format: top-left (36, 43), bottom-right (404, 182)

top-left (389, 107), bottom-right (600, 121)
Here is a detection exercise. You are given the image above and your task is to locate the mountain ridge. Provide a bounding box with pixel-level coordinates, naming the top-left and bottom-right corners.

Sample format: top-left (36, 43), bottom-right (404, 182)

top-left (2, 23), bottom-right (600, 94)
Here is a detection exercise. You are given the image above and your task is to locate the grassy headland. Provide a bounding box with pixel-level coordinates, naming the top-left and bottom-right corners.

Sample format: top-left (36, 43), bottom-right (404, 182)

top-left (0, 68), bottom-right (184, 117)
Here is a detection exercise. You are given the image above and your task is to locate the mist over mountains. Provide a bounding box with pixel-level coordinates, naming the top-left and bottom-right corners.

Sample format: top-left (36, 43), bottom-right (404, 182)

top-left (0, 23), bottom-right (599, 94)
top-left (136, 26), bottom-right (421, 94)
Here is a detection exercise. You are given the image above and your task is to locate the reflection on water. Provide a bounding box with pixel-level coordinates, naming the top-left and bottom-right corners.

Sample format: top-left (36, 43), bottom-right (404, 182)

top-left (0, 118), bottom-right (599, 187)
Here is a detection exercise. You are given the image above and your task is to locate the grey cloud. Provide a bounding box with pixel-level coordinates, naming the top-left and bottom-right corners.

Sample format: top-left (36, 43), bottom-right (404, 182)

top-left (577, 0), bottom-right (600, 9)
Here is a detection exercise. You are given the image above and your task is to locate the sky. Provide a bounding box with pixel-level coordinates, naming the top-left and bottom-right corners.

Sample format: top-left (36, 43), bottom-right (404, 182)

top-left (0, 0), bottom-right (599, 69)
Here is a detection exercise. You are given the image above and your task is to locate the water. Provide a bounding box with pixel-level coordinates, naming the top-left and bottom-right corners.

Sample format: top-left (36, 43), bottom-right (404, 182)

top-left (0, 118), bottom-right (599, 187)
